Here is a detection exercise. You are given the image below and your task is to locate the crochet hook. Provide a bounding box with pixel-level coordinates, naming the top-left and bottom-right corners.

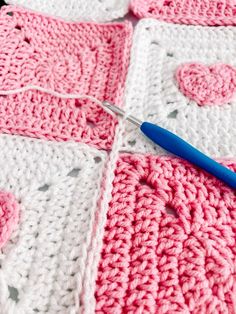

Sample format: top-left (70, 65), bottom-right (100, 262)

top-left (103, 102), bottom-right (236, 189)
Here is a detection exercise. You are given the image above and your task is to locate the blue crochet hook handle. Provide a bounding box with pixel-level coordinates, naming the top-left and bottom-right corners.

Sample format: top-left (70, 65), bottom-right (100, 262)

top-left (141, 122), bottom-right (236, 189)
top-left (103, 102), bottom-right (236, 189)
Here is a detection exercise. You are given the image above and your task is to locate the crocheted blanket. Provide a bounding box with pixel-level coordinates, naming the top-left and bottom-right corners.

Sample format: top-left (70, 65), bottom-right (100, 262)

top-left (0, 5), bottom-right (236, 314)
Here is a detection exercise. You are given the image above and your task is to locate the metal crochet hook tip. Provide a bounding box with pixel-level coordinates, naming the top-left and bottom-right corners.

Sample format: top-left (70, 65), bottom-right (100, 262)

top-left (103, 101), bottom-right (142, 127)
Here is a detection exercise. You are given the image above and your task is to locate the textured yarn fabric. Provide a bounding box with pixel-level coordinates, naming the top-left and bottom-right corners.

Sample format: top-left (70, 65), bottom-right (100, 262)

top-left (5, 0), bottom-right (130, 22)
top-left (96, 154), bottom-right (236, 314)
top-left (0, 5), bottom-right (132, 150)
top-left (131, 0), bottom-right (236, 26)
top-left (122, 19), bottom-right (236, 157)
top-left (0, 191), bottom-right (19, 250)
top-left (0, 5), bottom-right (235, 314)
top-left (0, 135), bottom-right (106, 313)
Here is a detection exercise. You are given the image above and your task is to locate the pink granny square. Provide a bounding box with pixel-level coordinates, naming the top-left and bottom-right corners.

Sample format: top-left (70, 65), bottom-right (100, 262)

top-left (96, 154), bottom-right (236, 313)
top-left (130, 0), bottom-right (236, 26)
top-left (0, 6), bottom-right (132, 150)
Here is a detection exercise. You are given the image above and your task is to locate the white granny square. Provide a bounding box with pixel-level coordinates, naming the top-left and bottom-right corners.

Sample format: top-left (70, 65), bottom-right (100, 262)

top-left (5, 0), bottom-right (129, 22)
top-left (0, 135), bottom-right (106, 314)
top-left (123, 19), bottom-right (236, 157)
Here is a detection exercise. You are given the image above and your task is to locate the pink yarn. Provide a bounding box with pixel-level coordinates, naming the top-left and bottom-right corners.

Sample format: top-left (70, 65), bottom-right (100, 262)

top-left (0, 191), bottom-right (19, 249)
top-left (130, 0), bottom-right (236, 26)
top-left (96, 154), bottom-right (236, 313)
top-left (176, 63), bottom-right (236, 106)
top-left (0, 6), bottom-right (132, 150)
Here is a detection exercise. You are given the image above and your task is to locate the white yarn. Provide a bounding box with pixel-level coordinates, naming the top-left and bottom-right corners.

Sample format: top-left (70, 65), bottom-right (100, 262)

top-left (123, 19), bottom-right (236, 157)
top-left (0, 85), bottom-right (102, 104)
top-left (5, 0), bottom-right (130, 22)
top-left (0, 85), bottom-right (117, 118)
top-left (0, 135), bottom-right (106, 313)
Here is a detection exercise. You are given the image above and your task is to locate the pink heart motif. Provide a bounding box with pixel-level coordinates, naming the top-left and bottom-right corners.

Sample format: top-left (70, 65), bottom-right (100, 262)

top-left (175, 63), bottom-right (236, 106)
top-left (0, 191), bottom-right (20, 249)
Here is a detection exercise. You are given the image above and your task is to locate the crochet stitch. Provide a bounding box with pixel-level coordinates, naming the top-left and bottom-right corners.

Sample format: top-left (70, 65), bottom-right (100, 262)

top-left (96, 154), bottom-right (236, 314)
top-left (0, 5), bottom-right (132, 150)
top-left (0, 191), bottom-right (19, 249)
top-left (130, 0), bottom-right (236, 26)
top-left (176, 63), bottom-right (236, 106)
top-left (122, 19), bottom-right (236, 157)
top-left (0, 135), bottom-right (106, 313)
top-left (5, 0), bottom-right (130, 22)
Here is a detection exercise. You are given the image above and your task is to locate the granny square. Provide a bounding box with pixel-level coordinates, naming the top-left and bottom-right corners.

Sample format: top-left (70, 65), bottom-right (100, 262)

top-left (96, 153), bottom-right (236, 314)
top-left (123, 19), bottom-right (236, 157)
top-left (0, 135), bottom-right (106, 313)
top-left (0, 6), bottom-right (132, 150)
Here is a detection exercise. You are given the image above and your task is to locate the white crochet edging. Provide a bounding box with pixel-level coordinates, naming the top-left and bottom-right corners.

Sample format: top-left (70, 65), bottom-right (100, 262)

top-left (122, 19), bottom-right (236, 157)
top-left (5, 0), bottom-right (130, 22)
top-left (0, 135), bottom-right (106, 314)
top-left (81, 118), bottom-right (127, 314)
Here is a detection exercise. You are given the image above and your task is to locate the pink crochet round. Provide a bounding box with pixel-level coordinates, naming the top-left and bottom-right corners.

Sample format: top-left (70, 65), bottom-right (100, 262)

top-left (96, 154), bottom-right (236, 313)
top-left (176, 63), bottom-right (236, 106)
top-left (130, 0), bottom-right (236, 26)
top-left (0, 191), bottom-right (19, 249)
top-left (0, 6), bottom-right (132, 150)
